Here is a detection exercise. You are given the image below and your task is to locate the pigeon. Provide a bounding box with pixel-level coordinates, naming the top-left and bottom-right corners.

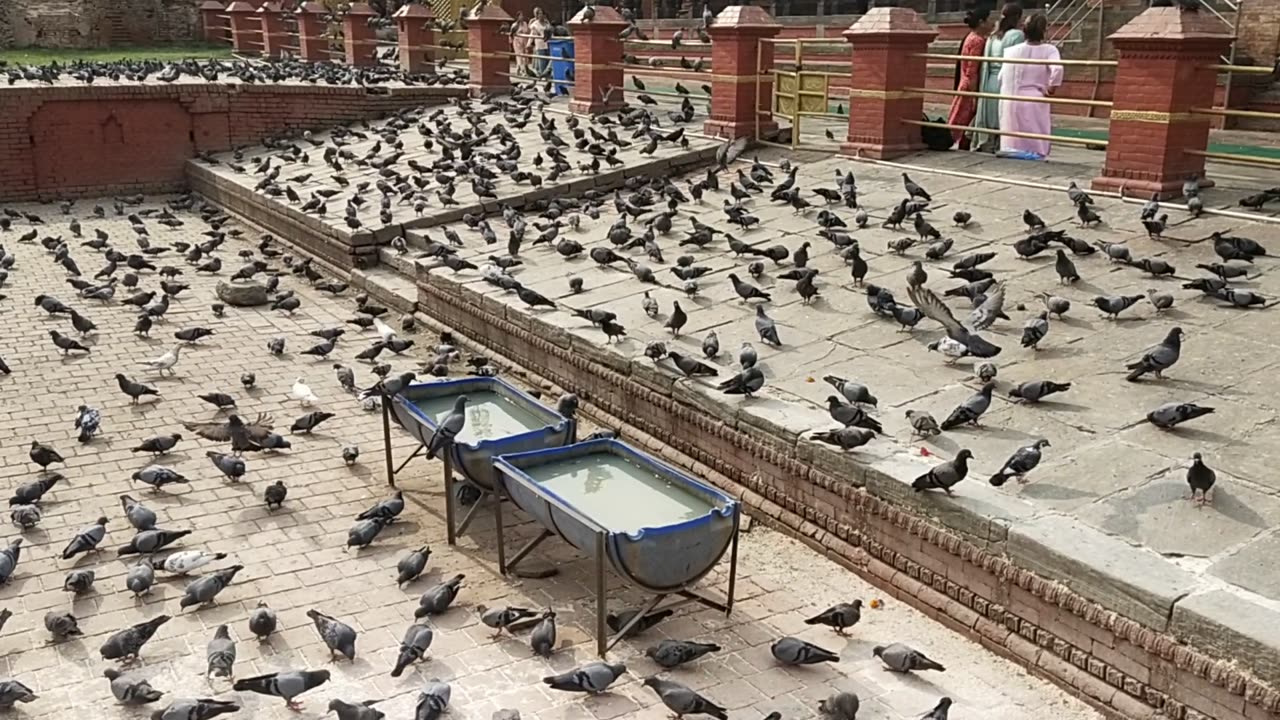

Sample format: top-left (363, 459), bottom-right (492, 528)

top-left (905, 409), bottom-right (941, 439)
top-left (126, 559), bottom-right (155, 596)
top-left (63, 569), bottom-right (95, 594)
top-left (940, 382), bottom-right (996, 430)
top-left (60, 515), bottom-right (109, 560)
top-left (387, 622), bottom-right (433, 679)
top-left (9, 504), bottom-right (40, 529)
top-left (291, 411), bottom-right (335, 433)
top-left (606, 608), bottom-right (673, 637)
top-left (646, 640), bottom-right (721, 668)
top-left (530, 610), bottom-right (557, 657)
top-left (415, 574), bottom-right (466, 617)
top-left (811, 426), bottom-right (876, 452)
top-left (754, 305), bottom-right (781, 346)
top-left (771, 636), bottom-right (840, 665)
top-left (160, 550), bottom-right (228, 575)
top-left (826, 396), bottom-right (883, 433)
top-left (233, 669), bottom-right (331, 711)
top-left (207, 451), bottom-right (246, 482)
top-left (0, 680), bottom-right (36, 710)
top-left (140, 344), bottom-right (182, 375)
top-left (264, 480), bottom-right (288, 510)
top-left (248, 601), bottom-right (278, 641)
top-left (912, 450), bottom-right (973, 495)
top-left (103, 668), bottom-right (164, 705)
top-left (1008, 380), bottom-right (1071, 403)
top-left (819, 691), bottom-right (861, 720)
top-left (542, 662), bottom-right (627, 694)
top-left (347, 516), bottom-right (390, 548)
top-left (1187, 452), bottom-right (1216, 505)
top-left (357, 491), bottom-right (404, 522)
top-left (75, 405), bottom-right (101, 442)
top-left (132, 464), bottom-right (190, 491)
top-left (729, 273), bottom-right (771, 302)
top-left (804, 600), bottom-right (863, 634)
top-left (1147, 402), bottom-right (1214, 429)
top-left (1094, 294), bottom-right (1144, 319)
top-left (206, 624), bottom-right (237, 678)
top-left (909, 285), bottom-right (1002, 359)
top-left (117, 374), bottom-right (161, 403)
top-left (179, 564), bottom-right (244, 608)
top-left (309, 609), bottom-right (358, 661)
top-left (328, 699), bottom-right (386, 720)
top-left (29, 441), bottom-right (64, 470)
top-left (45, 611), bottom-right (83, 641)
top-left (427, 396), bottom-right (468, 459)
top-left (151, 699), bottom-right (240, 719)
top-left (10, 474), bottom-right (60, 507)
top-left (1125, 327), bottom-right (1183, 381)
top-left (480, 605), bottom-right (539, 637)
top-left (132, 433), bottom-right (182, 456)
top-left (100, 615), bottom-right (172, 662)
top-left (0, 539), bottom-right (20, 584)
top-left (1021, 312), bottom-right (1050, 349)
top-left (989, 439), bottom-right (1051, 486)
top-left (874, 642), bottom-right (946, 672)
top-left (642, 677), bottom-right (728, 720)
top-left (398, 546), bottom-right (431, 585)
top-left (415, 681), bottom-right (451, 720)
top-left (289, 378), bottom-right (319, 406)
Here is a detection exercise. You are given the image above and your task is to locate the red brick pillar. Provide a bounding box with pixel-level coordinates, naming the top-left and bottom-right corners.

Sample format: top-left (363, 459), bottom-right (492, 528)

top-left (343, 2), bottom-right (379, 67)
top-left (839, 6), bottom-right (936, 160)
top-left (199, 1), bottom-right (227, 43)
top-left (295, 2), bottom-right (330, 62)
top-left (1091, 7), bottom-right (1234, 199)
top-left (568, 5), bottom-right (628, 115)
top-left (226, 1), bottom-right (263, 55)
top-left (258, 2), bottom-right (288, 58)
top-left (703, 6), bottom-right (781, 141)
top-left (394, 4), bottom-right (436, 73)
top-left (467, 4), bottom-right (514, 97)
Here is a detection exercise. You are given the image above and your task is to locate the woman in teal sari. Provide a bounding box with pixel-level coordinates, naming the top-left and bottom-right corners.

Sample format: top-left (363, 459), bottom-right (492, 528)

top-left (972, 2), bottom-right (1025, 153)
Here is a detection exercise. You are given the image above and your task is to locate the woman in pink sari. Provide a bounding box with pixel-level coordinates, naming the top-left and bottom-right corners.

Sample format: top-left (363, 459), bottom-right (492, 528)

top-left (998, 14), bottom-right (1064, 159)
top-left (946, 8), bottom-right (993, 150)
top-left (512, 13), bottom-right (531, 77)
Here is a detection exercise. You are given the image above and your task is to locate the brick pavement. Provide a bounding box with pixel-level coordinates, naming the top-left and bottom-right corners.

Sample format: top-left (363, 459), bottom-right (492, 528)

top-left (0, 204), bottom-right (1101, 719)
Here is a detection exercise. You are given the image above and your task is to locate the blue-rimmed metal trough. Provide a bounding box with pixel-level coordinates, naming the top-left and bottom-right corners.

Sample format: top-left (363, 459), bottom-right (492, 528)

top-left (493, 438), bottom-right (741, 655)
top-left (384, 377), bottom-right (574, 543)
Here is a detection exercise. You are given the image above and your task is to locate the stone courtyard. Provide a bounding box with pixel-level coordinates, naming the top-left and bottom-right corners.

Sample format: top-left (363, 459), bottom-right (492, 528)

top-left (0, 202), bottom-right (1103, 719)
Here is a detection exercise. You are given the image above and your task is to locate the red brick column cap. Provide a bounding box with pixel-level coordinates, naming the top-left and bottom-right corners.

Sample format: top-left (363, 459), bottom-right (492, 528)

top-left (1109, 6), bottom-right (1235, 42)
top-left (843, 6), bottom-right (937, 40)
top-left (199, 0), bottom-right (226, 10)
top-left (393, 3), bottom-right (435, 20)
top-left (296, 1), bottom-right (327, 14)
top-left (710, 5), bottom-right (779, 30)
top-left (468, 4), bottom-right (513, 22)
top-left (225, 1), bottom-right (258, 12)
top-left (257, 2), bottom-right (284, 13)
top-left (568, 5), bottom-right (627, 27)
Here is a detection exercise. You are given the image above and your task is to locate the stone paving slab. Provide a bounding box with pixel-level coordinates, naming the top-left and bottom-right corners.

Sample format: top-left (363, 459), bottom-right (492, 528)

top-left (0, 203), bottom-right (1101, 719)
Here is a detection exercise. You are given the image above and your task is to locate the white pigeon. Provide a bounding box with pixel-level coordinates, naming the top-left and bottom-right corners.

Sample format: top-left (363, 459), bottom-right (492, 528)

top-left (160, 549), bottom-right (227, 575)
top-left (373, 317), bottom-right (399, 343)
top-left (139, 344), bottom-right (182, 375)
top-left (289, 378), bottom-right (319, 407)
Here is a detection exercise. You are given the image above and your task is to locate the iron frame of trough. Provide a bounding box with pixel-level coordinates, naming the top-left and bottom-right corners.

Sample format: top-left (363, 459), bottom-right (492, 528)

top-left (491, 476), bottom-right (741, 657)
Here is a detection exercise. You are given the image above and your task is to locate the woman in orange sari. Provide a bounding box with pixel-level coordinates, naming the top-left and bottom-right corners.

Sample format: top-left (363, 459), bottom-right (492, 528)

top-left (946, 8), bottom-right (994, 150)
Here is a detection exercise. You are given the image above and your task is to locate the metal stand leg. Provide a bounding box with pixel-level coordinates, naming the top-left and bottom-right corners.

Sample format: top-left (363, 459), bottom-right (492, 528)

top-left (595, 532), bottom-right (608, 657)
top-left (443, 453), bottom-right (457, 546)
top-left (382, 399), bottom-right (395, 487)
top-left (726, 505), bottom-right (741, 614)
top-left (494, 484), bottom-right (507, 575)
top-left (505, 529), bottom-right (553, 571)
top-left (454, 493), bottom-right (491, 537)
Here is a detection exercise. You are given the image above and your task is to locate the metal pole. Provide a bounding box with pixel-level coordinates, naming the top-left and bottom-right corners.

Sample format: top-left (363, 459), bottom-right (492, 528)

top-left (595, 531), bottom-right (608, 657)
top-left (726, 504), bottom-right (741, 615)
top-left (382, 398), bottom-right (395, 487)
top-left (443, 453), bottom-right (457, 546)
top-left (494, 482), bottom-right (507, 574)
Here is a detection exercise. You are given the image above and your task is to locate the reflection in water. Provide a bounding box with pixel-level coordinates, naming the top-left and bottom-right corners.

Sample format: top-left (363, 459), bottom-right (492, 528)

top-left (528, 453), bottom-right (710, 533)
top-left (412, 390), bottom-right (546, 444)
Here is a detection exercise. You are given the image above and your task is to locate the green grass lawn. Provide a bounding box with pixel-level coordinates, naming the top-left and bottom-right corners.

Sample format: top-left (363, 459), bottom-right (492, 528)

top-left (0, 44), bottom-right (233, 66)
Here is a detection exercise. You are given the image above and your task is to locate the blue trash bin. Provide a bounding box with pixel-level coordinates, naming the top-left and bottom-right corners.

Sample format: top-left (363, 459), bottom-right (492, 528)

top-left (548, 38), bottom-right (575, 97)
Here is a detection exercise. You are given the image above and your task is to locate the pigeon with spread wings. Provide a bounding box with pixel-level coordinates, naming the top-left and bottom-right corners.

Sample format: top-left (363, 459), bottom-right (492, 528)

top-left (182, 413), bottom-right (274, 454)
top-left (908, 284), bottom-right (1003, 359)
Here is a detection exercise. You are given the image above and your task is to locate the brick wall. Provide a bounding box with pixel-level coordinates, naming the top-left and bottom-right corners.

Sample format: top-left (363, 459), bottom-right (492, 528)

top-left (0, 0), bottom-right (202, 49)
top-left (0, 82), bottom-right (464, 201)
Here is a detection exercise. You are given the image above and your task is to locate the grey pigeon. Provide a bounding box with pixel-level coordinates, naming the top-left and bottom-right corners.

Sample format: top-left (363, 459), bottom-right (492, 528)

top-left (357, 491), bottom-right (404, 522)
top-left (398, 546), bottom-right (431, 585)
top-left (1021, 312), bottom-right (1049, 349)
top-left (118, 528), bottom-right (191, 555)
top-left (329, 699), bottom-right (386, 720)
top-left (415, 574), bottom-right (465, 617)
top-left (132, 464), bottom-right (190, 491)
top-left (771, 636), bottom-right (840, 665)
top-left (718, 366), bottom-right (765, 397)
top-left (9, 505), bottom-right (39, 529)
top-left (989, 439), bottom-right (1051, 486)
top-left (642, 677), bottom-right (728, 720)
top-left (1008, 380), bottom-right (1071, 403)
top-left (0, 539), bottom-right (20, 583)
top-left (939, 382), bottom-right (996, 430)
top-left (179, 565), bottom-right (244, 609)
top-left (103, 668), bottom-right (164, 705)
top-left (823, 375), bottom-right (877, 406)
top-left (415, 681), bottom-right (451, 720)
top-left (121, 494), bottom-right (158, 530)
top-left (249, 601), bottom-right (277, 640)
top-left (1093, 294), bottom-right (1143, 319)
top-left (826, 396), bottom-right (883, 433)
top-left (207, 452), bottom-right (246, 482)
top-left (45, 611), bottom-right (83, 641)
top-left (101, 615), bottom-right (171, 662)
top-left (805, 600), bottom-right (862, 634)
top-left (1187, 452), bottom-right (1216, 505)
top-left (543, 662), bottom-right (627, 694)
top-left (308, 609), bottom-right (358, 661)
top-left (0, 680), bottom-right (36, 710)
top-left (1153, 403), bottom-right (1208, 431)
top-left (10, 475), bottom-right (59, 505)
top-left (347, 516), bottom-right (390, 548)
top-left (819, 691), bottom-right (860, 720)
top-left (132, 433), bottom-right (182, 456)
top-left (63, 569), bottom-right (95, 594)
top-left (480, 605), bottom-right (538, 636)
top-left (427, 396), bottom-right (468, 459)
top-left (233, 669), bottom-right (331, 711)
top-left (492, 711), bottom-right (520, 720)
top-left (264, 481), bottom-right (288, 510)
top-left (127, 559), bottom-right (156, 595)
top-left (343, 446), bottom-right (360, 465)
top-left (755, 305), bottom-right (781, 346)
top-left (1125, 327), bottom-right (1183, 381)
top-left (923, 697), bottom-right (953, 720)
top-left (645, 639), bottom-right (721, 668)
top-left (61, 515), bottom-right (108, 559)
top-left (811, 426), bottom-right (875, 452)
top-left (739, 342), bottom-right (757, 369)
top-left (874, 642), bottom-right (946, 672)
top-left (206, 624), bottom-right (237, 678)
top-left (391, 623), bottom-right (434, 677)
top-left (912, 450), bottom-right (973, 495)
top-left (702, 331), bottom-right (719, 359)
top-left (151, 698), bottom-right (240, 719)
top-left (530, 610), bottom-right (557, 657)
top-left (905, 410), bottom-right (941, 439)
